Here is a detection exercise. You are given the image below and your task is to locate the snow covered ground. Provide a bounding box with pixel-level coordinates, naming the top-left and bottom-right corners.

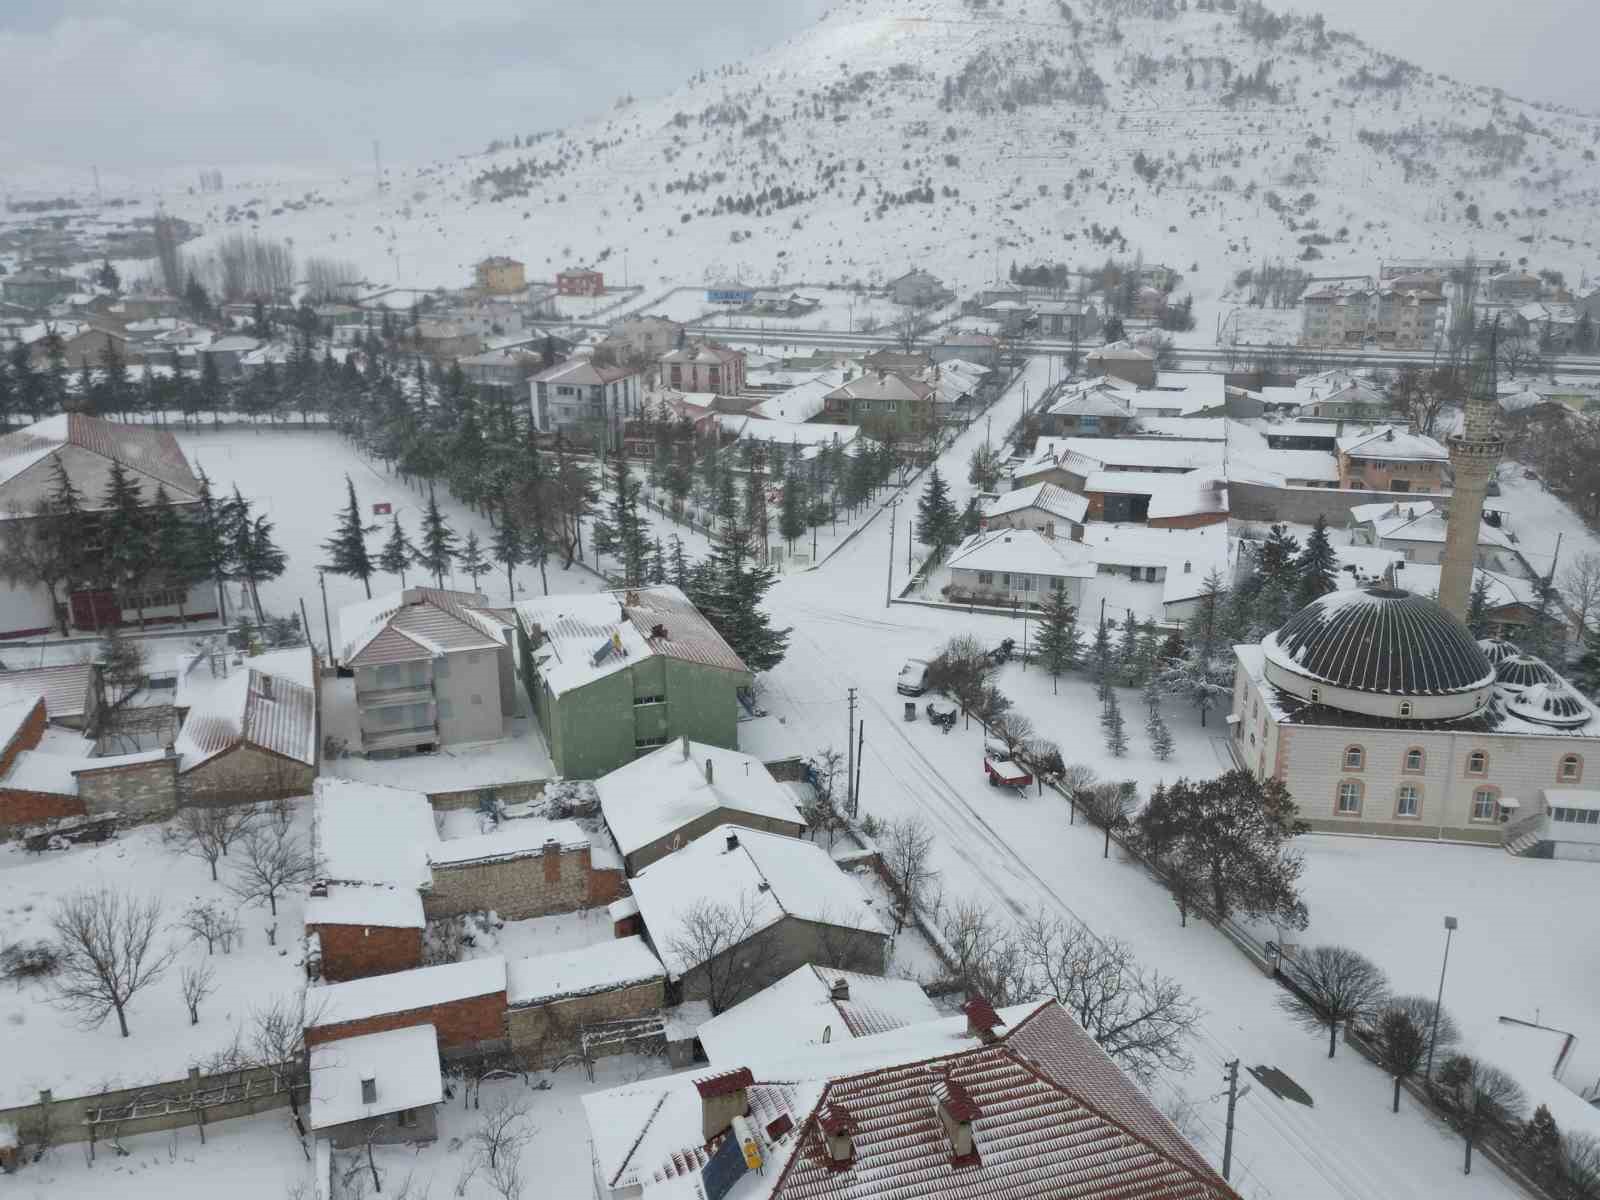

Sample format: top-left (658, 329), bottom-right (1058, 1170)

top-left (0, 799), bottom-right (313, 1110)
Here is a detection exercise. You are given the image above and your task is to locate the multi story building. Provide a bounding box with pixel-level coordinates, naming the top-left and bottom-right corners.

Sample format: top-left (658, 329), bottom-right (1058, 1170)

top-left (659, 341), bottom-right (746, 395)
top-left (530, 357), bottom-right (642, 449)
top-left (473, 256), bottom-right (525, 295)
top-left (557, 267), bottom-right (605, 297)
top-left (1301, 284), bottom-right (1446, 349)
top-left (1335, 426), bottom-right (1449, 492)
top-left (821, 370), bottom-right (935, 439)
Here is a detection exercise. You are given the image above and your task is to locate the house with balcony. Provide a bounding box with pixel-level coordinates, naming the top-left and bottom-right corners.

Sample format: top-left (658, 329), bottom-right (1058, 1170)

top-left (821, 370), bottom-right (934, 441)
top-left (458, 347), bottom-right (545, 400)
top-left (337, 589), bottom-right (518, 755)
top-left (530, 358), bottom-right (643, 449)
top-left (660, 341), bottom-right (746, 395)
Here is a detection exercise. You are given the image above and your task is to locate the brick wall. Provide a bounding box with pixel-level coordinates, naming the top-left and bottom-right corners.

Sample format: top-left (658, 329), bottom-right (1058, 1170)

top-left (0, 698), bottom-right (46, 774)
top-left (678, 915), bottom-right (889, 1005)
top-left (78, 756), bottom-right (178, 820)
top-left (505, 978), bottom-right (665, 1065)
top-left (588, 867), bottom-right (625, 907)
top-left (179, 744), bottom-right (315, 806)
top-left (305, 989), bottom-right (507, 1051)
top-left (0, 788), bottom-right (85, 830)
top-left (424, 845), bottom-right (591, 921)
top-left (1149, 511), bottom-right (1228, 530)
top-left (311, 924), bottom-right (424, 983)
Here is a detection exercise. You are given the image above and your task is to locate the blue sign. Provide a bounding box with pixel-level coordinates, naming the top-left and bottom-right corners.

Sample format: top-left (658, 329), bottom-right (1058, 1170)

top-left (701, 1130), bottom-right (749, 1200)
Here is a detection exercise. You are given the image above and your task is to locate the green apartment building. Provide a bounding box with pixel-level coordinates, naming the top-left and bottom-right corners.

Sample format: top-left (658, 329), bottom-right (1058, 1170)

top-left (514, 586), bottom-right (752, 779)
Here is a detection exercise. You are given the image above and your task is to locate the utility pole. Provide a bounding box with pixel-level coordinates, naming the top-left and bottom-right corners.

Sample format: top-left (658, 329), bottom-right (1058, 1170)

top-left (846, 687), bottom-right (858, 815)
top-left (885, 497), bottom-right (900, 608)
top-left (317, 570), bottom-right (335, 664)
top-left (1222, 1059), bottom-right (1241, 1182)
top-left (854, 720), bottom-right (865, 818)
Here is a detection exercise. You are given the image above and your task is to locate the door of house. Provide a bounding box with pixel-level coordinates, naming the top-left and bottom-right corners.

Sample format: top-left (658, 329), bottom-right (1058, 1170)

top-left (69, 590), bottom-right (121, 630)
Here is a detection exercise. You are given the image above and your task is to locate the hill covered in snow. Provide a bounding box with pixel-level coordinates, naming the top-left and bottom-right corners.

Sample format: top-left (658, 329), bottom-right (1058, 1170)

top-left (95, 0), bottom-right (1600, 305)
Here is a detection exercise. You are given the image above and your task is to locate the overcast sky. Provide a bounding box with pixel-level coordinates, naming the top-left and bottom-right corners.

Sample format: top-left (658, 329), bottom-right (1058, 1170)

top-left (1, 0), bottom-right (1590, 172)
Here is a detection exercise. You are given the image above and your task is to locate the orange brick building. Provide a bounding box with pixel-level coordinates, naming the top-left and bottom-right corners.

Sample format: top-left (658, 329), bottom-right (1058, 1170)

top-left (304, 958), bottom-right (508, 1052)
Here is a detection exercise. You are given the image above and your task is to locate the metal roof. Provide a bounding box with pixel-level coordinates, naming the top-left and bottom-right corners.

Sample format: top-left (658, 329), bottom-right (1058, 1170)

top-left (0, 413), bottom-right (201, 500)
top-left (0, 663), bottom-right (96, 719)
top-left (175, 667), bottom-right (317, 770)
top-left (341, 588), bottom-right (506, 668)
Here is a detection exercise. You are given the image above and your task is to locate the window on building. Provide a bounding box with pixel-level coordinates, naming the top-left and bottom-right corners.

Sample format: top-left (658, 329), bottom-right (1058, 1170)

top-left (1404, 748), bottom-right (1425, 773)
top-left (1396, 785), bottom-right (1420, 818)
top-left (1050, 577), bottom-right (1065, 591)
top-left (1466, 750), bottom-right (1488, 776)
top-left (1336, 780), bottom-right (1363, 814)
top-left (633, 694), bottom-right (666, 707)
top-left (1559, 754), bottom-right (1583, 783)
top-left (1310, 687), bottom-right (1321, 704)
top-left (1398, 701), bottom-right (1413, 718)
top-left (999, 573), bottom-right (1011, 587)
top-left (1343, 746), bottom-right (1364, 770)
top-left (1471, 788), bottom-right (1498, 821)
top-left (634, 735), bottom-right (669, 752)
top-left (397, 1108), bottom-right (418, 1129)
top-left (977, 572), bottom-right (993, 585)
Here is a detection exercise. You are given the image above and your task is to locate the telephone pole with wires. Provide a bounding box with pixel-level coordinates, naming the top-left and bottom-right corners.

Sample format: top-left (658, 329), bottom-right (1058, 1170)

top-left (845, 687), bottom-right (858, 816)
top-left (1221, 1059), bottom-right (1244, 1182)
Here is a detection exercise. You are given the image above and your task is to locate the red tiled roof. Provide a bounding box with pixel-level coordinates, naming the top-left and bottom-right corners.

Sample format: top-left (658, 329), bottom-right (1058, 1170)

top-left (694, 1067), bottom-right (753, 1099)
top-left (930, 1075), bottom-right (982, 1121)
top-left (962, 996), bottom-right (1003, 1031)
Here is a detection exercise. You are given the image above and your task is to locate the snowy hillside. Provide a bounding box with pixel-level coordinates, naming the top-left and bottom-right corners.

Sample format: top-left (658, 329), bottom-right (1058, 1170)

top-left (79, 0), bottom-right (1600, 306)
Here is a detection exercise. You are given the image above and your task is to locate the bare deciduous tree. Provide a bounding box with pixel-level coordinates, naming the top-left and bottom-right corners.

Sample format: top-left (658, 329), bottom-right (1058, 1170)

top-left (1059, 763), bottom-right (1098, 824)
top-left (484, 1142), bottom-right (525, 1200)
top-left (1277, 944), bottom-right (1389, 1058)
top-left (665, 893), bottom-right (778, 1014)
top-left (880, 817), bottom-right (939, 935)
top-left (1562, 552), bottom-right (1600, 637)
top-left (471, 1096), bottom-right (534, 1171)
top-left (1368, 994), bottom-right (1460, 1113)
top-left (175, 899), bottom-right (242, 955)
top-left (939, 898), bottom-right (1030, 1005)
top-left (181, 960), bottom-right (216, 1025)
top-left (230, 825), bottom-right (317, 916)
top-left (168, 804), bottom-right (259, 881)
top-left (802, 747), bottom-right (847, 848)
top-left (1562, 1131), bottom-right (1600, 1200)
top-left (51, 888), bottom-right (178, 1037)
top-left (1016, 915), bottom-right (1199, 1083)
top-left (249, 988), bottom-right (328, 1116)
top-left (1436, 1054), bottom-right (1528, 1175)
top-left (1081, 781), bottom-right (1137, 859)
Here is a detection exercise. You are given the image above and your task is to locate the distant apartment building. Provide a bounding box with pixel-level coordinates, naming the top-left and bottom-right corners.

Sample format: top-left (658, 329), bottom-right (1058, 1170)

top-left (608, 315), bottom-right (684, 364)
top-left (530, 357), bottom-right (643, 449)
top-left (886, 269), bottom-right (952, 308)
top-left (458, 347), bottom-right (545, 401)
top-left (557, 267), bottom-right (604, 297)
top-left (3, 270), bottom-right (75, 309)
top-left (660, 341), bottom-right (745, 394)
top-left (1302, 284), bottom-right (1445, 349)
top-left (822, 370), bottom-right (935, 439)
top-left (474, 256), bottom-right (525, 295)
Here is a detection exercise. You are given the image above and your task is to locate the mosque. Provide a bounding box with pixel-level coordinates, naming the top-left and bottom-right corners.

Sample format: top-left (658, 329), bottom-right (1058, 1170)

top-left (1229, 346), bottom-right (1600, 856)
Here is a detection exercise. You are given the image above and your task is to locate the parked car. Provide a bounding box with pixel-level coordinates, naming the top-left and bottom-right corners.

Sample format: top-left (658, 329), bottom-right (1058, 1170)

top-left (897, 658), bottom-right (931, 695)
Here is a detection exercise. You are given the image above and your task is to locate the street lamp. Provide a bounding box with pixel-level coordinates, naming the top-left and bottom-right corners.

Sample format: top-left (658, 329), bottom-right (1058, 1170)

top-left (1426, 915), bottom-right (1459, 1079)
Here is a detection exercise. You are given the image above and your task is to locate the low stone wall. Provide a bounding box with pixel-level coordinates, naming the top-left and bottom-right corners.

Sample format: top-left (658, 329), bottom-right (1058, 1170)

top-left (305, 989), bottom-right (507, 1053)
top-left (1301, 817), bottom-right (1503, 846)
top-left (427, 778), bottom-right (548, 812)
top-left (78, 756), bottom-right (178, 821)
top-left (311, 923), bottom-right (424, 983)
top-left (424, 844), bottom-right (592, 921)
top-left (179, 745), bottom-right (315, 807)
top-left (505, 979), bottom-right (666, 1066)
top-left (0, 1064), bottom-right (301, 1152)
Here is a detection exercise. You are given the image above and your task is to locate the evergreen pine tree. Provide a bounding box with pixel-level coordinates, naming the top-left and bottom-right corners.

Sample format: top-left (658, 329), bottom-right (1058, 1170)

top-left (915, 466), bottom-right (958, 560)
top-left (233, 501), bottom-right (287, 625)
top-left (1293, 515), bottom-right (1338, 609)
top-left (378, 513), bottom-right (416, 586)
top-left (98, 459), bottom-right (151, 627)
top-left (457, 531), bottom-right (490, 592)
top-left (415, 491), bottom-right (459, 587)
top-left (1148, 712), bottom-right (1175, 760)
top-left (669, 534), bottom-right (689, 589)
top-left (778, 470), bottom-right (806, 555)
top-left (1102, 688), bottom-right (1128, 757)
top-left (1465, 574), bottom-right (1492, 639)
top-left (648, 537), bottom-right (668, 585)
top-left (688, 523), bottom-right (790, 671)
top-left (320, 474), bottom-right (378, 598)
top-left (489, 503), bottom-right (523, 602)
top-left (1092, 618), bottom-right (1114, 702)
top-left (1034, 587), bottom-right (1079, 694)
top-left (149, 484), bottom-right (204, 624)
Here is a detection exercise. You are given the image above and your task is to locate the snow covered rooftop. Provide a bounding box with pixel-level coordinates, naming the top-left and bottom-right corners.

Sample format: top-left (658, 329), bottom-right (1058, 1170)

top-left (0, 695), bottom-right (42, 750)
top-left (174, 644), bottom-right (315, 713)
top-left (594, 738), bottom-right (803, 859)
top-left (310, 957), bottom-right (507, 1029)
top-left (516, 584), bottom-right (749, 698)
top-left (337, 588), bottom-right (509, 669)
top-left (1146, 476), bottom-right (1228, 520)
top-left (304, 884), bottom-right (426, 930)
top-left (749, 377), bottom-right (836, 423)
top-left (1337, 426), bottom-right (1449, 462)
top-left (629, 825), bottom-right (884, 980)
top-left (426, 816), bottom-right (589, 866)
top-left (1078, 523), bottom-right (1233, 598)
top-left (718, 413), bottom-right (861, 449)
top-left (981, 481), bottom-right (1088, 525)
top-left (1057, 436), bottom-right (1224, 474)
top-left (308, 1023), bottom-right (442, 1130)
top-left (505, 935), bottom-right (665, 1007)
top-left (313, 777), bottom-right (438, 889)
top-left (1374, 510), bottom-right (1515, 550)
top-left (173, 666), bottom-right (317, 772)
top-left (582, 1000), bottom-right (1232, 1200)
top-left (0, 413), bottom-right (201, 512)
top-left (0, 662), bottom-right (96, 719)
top-left (946, 527), bottom-right (1098, 579)
top-left (697, 964), bottom-right (939, 1066)
top-left (1046, 382), bottom-right (1136, 419)
top-left (3, 750), bottom-right (85, 795)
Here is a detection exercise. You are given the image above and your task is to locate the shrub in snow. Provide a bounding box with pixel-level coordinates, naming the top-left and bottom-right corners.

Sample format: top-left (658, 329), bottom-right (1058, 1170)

top-left (0, 940), bottom-right (62, 983)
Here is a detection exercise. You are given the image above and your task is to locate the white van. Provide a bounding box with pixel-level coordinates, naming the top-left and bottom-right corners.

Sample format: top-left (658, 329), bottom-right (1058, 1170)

top-left (897, 658), bottom-right (931, 696)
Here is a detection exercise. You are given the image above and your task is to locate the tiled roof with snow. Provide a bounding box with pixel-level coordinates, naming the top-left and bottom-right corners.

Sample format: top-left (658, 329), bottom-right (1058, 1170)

top-left (309, 1023), bottom-right (442, 1130)
top-left (826, 371), bottom-right (933, 403)
top-left (505, 935), bottom-right (665, 1007)
top-left (1047, 384), bottom-right (1136, 419)
top-left (312, 777), bottom-right (438, 889)
top-left (338, 588), bottom-right (508, 668)
top-left (1337, 426), bottom-right (1448, 461)
top-left (426, 816), bottom-right (589, 866)
top-left (0, 414), bottom-right (201, 508)
top-left (629, 825), bottom-right (884, 980)
top-left (750, 377), bottom-right (836, 423)
top-left (583, 1000), bottom-right (1236, 1200)
top-left (698, 964), bottom-right (939, 1066)
top-left (981, 482), bottom-right (1088, 525)
top-left (173, 667), bottom-right (317, 772)
top-left (310, 957), bottom-right (507, 1029)
top-left (595, 739), bottom-right (803, 858)
top-left (946, 528), bottom-right (1098, 579)
top-left (532, 357), bottom-right (640, 386)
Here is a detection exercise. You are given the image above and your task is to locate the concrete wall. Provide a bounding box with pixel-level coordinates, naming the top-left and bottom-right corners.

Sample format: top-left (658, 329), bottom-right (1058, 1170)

top-left (434, 649), bottom-right (507, 745)
top-left (427, 778), bottom-right (547, 812)
top-left (311, 923), bottom-right (424, 983)
top-left (180, 744), bottom-right (315, 807)
top-left (77, 755), bottom-right (178, 821)
top-left (424, 845), bottom-right (592, 921)
top-left (305, 990), bottom-right (508, 1053)
top-left (627, 808), bottom-right (806, 875)
top-left (505, 978), bottom-right (665, 1066)
top-left (323, 1104), bottom-right (437, 1150)
top-left (1228, 480), bottom-right (1443, 525)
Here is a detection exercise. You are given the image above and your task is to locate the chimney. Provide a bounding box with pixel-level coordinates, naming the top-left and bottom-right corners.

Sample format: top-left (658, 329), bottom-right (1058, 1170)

top-left (695, 1068), bottom-right (752, 1142)
top-left (681, 734), bottom-right (690, 760)
top-left (360, 1076), bottom-right (377, 1105)
top-left (962, 996), bottom-right (1004, 1043)
top-left (931, 1075), bottom-right (982, 1163)
top-left (260, 675), bottom-right (273, 699)
top-left (725, 828), bottom-right (739, 851)
top-left (819, 1104), bottom-right (855, 1167)
top-left (830, 977), bottom-right (850, 1002)
top-left (706, 758), bottom-right (715, 786)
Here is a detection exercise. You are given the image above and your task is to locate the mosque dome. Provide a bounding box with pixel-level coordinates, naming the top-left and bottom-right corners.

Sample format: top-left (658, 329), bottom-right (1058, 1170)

top-left (1262, 586), bottom-right (1495, 720)
top-left (1495, 655), bottom-right (1560, 693)
top-left (1478, 638), bottom-right (1522, 667)
top-left (1506, 683), bottom-right (1590, 729)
